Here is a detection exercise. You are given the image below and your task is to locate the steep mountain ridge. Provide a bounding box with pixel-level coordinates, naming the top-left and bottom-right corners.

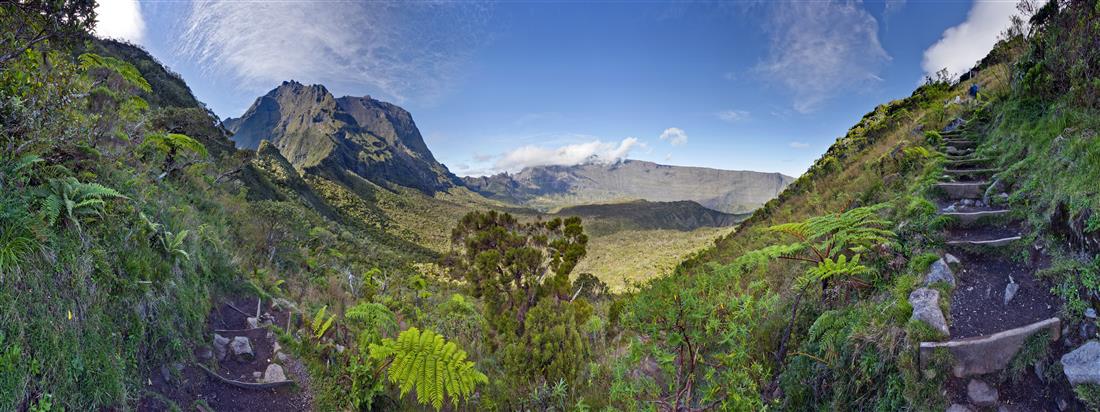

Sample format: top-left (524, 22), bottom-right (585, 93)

top-left (225, 81), bottom-right (461, 193)
top-left (464, 160), bottom-right (793, 214)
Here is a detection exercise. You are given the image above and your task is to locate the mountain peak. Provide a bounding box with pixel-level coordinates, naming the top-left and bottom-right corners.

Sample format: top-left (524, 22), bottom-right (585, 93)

top-left (225, 82), bottom-right (459, 193)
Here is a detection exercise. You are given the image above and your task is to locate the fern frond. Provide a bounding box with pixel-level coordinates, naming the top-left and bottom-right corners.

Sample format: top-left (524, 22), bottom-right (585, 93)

top-left (369, 328), bottom-right (487, 411)
top-left (79, 53), bottom-right (152, 92)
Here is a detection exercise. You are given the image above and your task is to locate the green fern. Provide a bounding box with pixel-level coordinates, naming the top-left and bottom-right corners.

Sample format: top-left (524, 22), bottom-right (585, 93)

top-left (38, 177), bottom-right (127, 229)
top-left (346, 302), bottom-right (398, 348)
top-left (141, 132), bottom-right (208, 158)
top-left (78, 53), bottom-right (152, 92)
top-left (310, 306), bottom-right (336, 340)
top-left (369, 327), bottom-right (488, 411)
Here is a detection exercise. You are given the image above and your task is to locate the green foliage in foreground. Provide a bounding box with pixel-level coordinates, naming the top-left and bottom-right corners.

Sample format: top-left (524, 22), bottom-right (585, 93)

top-left (369, 327), bottom-right (489, 410)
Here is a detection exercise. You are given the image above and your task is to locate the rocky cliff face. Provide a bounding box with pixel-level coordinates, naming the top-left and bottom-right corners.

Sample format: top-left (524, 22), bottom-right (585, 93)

top-left (463, 160), bottom-right (794, 214)
top-left (225, 81), bottom-right (460, 193)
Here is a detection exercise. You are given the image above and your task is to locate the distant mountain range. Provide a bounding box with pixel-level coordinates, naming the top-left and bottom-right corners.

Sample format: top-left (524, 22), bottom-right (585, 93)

top-left (224, 81), bottom-right (461, 193)
top-left (223, 81), bottom-right (791, 215)
top-left (554, 200), bottom-right (749, 234)
top-left (463, 160), bottom-right (793, 214)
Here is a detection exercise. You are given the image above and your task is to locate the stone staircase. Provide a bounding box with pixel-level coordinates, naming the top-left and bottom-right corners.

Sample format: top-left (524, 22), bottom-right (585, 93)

top-left (912, 126), bottom-right (1070, 410)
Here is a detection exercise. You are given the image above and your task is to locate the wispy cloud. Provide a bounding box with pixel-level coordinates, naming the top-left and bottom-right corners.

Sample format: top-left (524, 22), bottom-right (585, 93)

top-left (756, 1), bottom-right (889, 113)
top-left (922, 1), bottom-right (1024, 79)
top-left (494, 137), bottom-right (643, 172)
top-left (94, 0), bottom-right (146, 44)
top-left (178, 1), bottom-right (490, 105)
top-left (659, 128), bottom-right (688, 146)
top-left (716, 110), bottom-right (750, 123)
top-left (789, 141), bottom-right (810, 149)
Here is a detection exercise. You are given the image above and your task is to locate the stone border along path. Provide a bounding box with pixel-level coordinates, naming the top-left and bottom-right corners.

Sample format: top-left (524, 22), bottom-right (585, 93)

top-left (912, 123), bottom-right (1067, 410)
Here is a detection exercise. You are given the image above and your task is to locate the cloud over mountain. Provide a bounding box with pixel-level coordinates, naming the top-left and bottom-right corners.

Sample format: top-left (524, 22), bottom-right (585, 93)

top-left (659, 128), bottom-right (688, 146)
top-left (922, 1), bottom-right (1023, 79)
top-left (178, 1), bottom-right (490, 105)
top-left (756, 1), bottom-right (889, 113)
top-left (494, 137), bottom-right (643, 172)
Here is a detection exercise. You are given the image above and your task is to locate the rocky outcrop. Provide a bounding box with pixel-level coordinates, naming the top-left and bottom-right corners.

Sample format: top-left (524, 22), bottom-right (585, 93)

top-left (226, 81), bottom-right (461, 194)
top-left (923, 258), bottom-right (956, 288)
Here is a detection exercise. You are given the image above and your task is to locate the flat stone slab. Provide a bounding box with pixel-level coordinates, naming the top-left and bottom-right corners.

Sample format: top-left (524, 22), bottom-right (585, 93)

top-left (920, 317), bottom-right (1060, 377)
top-left (936, 182), bottom-right (989, 199)
top-left (946, 158), bottom-right (992, 167)
top-left (941, 209), bottom-right (1011, 225)
top-left (910, 288), bottom-right (950, 336)
top-left (946, 236), bottom-right (1022, 248)
top-left (944, 168), bottom-right (999, 176)
top-left (944, 143), bottom-right (978, 151)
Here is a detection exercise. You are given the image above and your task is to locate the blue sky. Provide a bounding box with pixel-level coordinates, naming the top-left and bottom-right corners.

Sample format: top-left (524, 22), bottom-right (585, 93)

top-left (94, 0), bottom-right (1023, 177)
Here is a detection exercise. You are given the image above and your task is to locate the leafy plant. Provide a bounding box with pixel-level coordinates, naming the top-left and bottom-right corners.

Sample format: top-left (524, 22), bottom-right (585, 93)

top-left (38, 177), bottom-right (127, 229)
top-left (78, 53), bottom-right (152, 92)
top-left (368, 327), bottom-right (488, 411)
top-left (346, 302), bottom-right (398, 348)
top-left (139, 132), bottom-right (208, 176)
top-left (732, 204), bottom-right (895, 392)
top-left (310, 305), bottom-right (336, 340)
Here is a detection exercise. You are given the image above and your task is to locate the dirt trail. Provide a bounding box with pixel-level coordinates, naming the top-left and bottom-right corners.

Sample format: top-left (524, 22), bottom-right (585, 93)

top-left (933, 127), bottom-right (1077, 411)
top-left (139, 296), bottom-right (313, 411)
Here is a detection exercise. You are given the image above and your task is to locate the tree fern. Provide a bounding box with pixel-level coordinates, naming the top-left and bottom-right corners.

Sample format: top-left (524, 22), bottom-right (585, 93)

top-left (369, 327), bottom-right (488, 411)
top-left (141, 132), bottom-right (208, 158)
top-left (345, 302), bottom-right (398, 348)
top-left (78, 53), bottom-right (151, 92)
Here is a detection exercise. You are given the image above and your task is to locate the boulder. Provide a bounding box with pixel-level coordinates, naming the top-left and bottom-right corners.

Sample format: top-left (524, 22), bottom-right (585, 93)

top-left (910, 288), bottom-right (949, 336)
top-left (213, 334), bottom-right (230, 361)
top-left (967, 379), bottom-right (998, 406)
top-left (1062, 340), bottom-right (1100, 385)
top-left (924, 259), bottom-right (956, 288)
top-left (944, 253), bottom-right (962, 271)
top-left (264, 363), bottom-right (287, 383)
top-left (230, 336), bottom-right (254, 361)
top-left (946, 404), bottom-right (972, 412)
top-left (247, 316), bottom-right (260, 329)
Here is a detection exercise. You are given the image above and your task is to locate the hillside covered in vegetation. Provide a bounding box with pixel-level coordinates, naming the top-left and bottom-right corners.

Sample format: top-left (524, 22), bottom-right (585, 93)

top-left (1, 0), bottom-right (1099, 411)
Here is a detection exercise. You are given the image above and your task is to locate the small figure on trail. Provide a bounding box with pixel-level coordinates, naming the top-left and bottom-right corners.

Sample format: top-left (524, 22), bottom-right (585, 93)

top-left (968, 83), bottom-right (980, 99)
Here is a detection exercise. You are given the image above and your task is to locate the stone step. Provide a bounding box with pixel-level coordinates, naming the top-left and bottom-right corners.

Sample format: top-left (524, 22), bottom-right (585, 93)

top-left (919, 318), bottom-right (1060, 377)
top-left (945, 235), bottom-right (1022, 247)
top-left (941, 209), bottom-right (1012, 225)
top-left (943, 140), bottom-right (977, 149)
top-left (944, 168), bottom-right (998, 176)
top-left (936, 182), bottom-right (989, 199)
top-left (946, 158), bottom-right (992, 167)
top-left (945, 147), bottom-right (976, 156)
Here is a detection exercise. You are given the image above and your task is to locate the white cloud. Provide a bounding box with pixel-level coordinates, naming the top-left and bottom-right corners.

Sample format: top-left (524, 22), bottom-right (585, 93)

top-left (178, 1), bottom-right (489, 105)
top-left (659, 128), bottom-right (688, 146)
top-left (756, 1), bottom-right (889, 113)
top-left (921, 1), bottom-right (1026, 79)
top-left (789, 141), bottom-right (810, 149)
top-left (495, 137), bottom-right (642, 172)
top-left (717, 110), bottom-right (750, 123)
top-left (94, 0), bottom-right (145, 44)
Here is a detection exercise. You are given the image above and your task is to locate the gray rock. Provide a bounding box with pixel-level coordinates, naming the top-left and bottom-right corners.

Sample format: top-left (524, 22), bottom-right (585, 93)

top-left (924, 259), bottom-right (956, 288)
top-left (1035, 360), bottom-right (1046, 382)
top-left (1004, 282), bottom-right (1019, 305)
top-left (276, 352), bottom-right (288, 362)
top-left (230, 336), bottom-right (254, 361)
top-left (272, 341), bottom-right (281, 354)
top-left (946, 404), bottom-right (972, 412)
top-left (944, 204), bottom-right (958, 213)
top-left (910, 288), bottom-right (949, 336)
top-left (213, 334), bottom-right (230, 361)
top-left (197, 346), bottom-right (214, 362)
top-left (962, 199), bottom-right (976, 206)
top-left (967, 379), bottom-right (998, 406)
top-left (252, 371), bottom-right (263, 380)
top-left (264, 363), bottom-right (287, 383)
top-left (1086, 307), bottom-right (1097, 319)
top-left (944, 253), bottom-right (961, 271)
top-left (335, 344), bottom-right (346, 354)
top-left (247, 316), bottom-right (259, 329)
top-left (1062, 340), bottom-right (1100, 385)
